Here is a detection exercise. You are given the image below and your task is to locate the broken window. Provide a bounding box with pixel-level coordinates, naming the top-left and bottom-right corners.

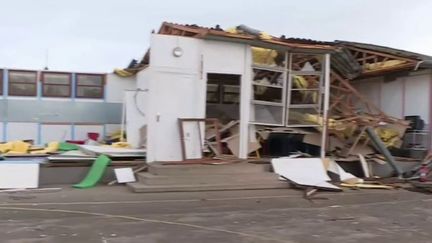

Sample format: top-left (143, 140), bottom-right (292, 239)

top-left (206, 74), bottom-right (241, 123)
top-left (249, 50), bottom-right (327, 127)
top-left (252, 69), bottom-right (284, 103)
top-left (8, 70), bottom-right (38, 96)
top-left (251, 104), bottom-right (284, 125)
top-left (41, 72), bottom-right (71, 97)
top-left (290, 75), bottom-right (321, 105)
top-left (290, 54), bottom-right (322, 72)
top-left (251, 47), bottom-right (286, 68)
top-left (250, 47), bottom-right (286, 126)
top-left (206, 83), bottom-right (220, 103)
top-left (76, 74), bottom-right (105, 99)
top-left (286, 54), bottom-right (324, 127)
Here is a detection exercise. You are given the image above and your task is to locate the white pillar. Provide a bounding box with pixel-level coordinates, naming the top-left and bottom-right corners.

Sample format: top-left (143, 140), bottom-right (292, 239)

top-left (239, 46), bottom-right (253, 159)
top-left (320, 53), bottom-right (331, 160)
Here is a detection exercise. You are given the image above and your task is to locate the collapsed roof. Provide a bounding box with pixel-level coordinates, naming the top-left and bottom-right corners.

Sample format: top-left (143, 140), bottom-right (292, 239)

top-left (116, 22), bottom-right (432, 80)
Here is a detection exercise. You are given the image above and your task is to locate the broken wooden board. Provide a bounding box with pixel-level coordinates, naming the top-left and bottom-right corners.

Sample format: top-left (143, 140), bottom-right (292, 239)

top-left (358, 154), bottom-right (371, 177)
top-left (206, 120), bottom-right (239, 140)
top-left (222, 134), bottom-right (261, 157)
top-left (340, 183), bottom-right (394, 190)
top-left (271, 158), bottom-right (341, 191)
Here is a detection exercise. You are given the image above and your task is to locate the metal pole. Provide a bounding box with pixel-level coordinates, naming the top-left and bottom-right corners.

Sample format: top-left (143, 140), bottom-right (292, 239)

top-left (321, 54), bottom-right (331, 160)
top-left (366, 127), bottom-right (403, 177)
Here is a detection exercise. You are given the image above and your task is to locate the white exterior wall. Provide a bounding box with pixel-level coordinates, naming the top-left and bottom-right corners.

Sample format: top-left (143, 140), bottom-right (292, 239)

top-left (145, 34), bottom-right (204, 162)
top-left (125, 68), bottom-right (149, 148)
top-left (140, 34), bottom-right (250, 162)
top-left (353, 77), bottom-right (382, 111)
top-left (74, 125), bottom-right (104, 141)
top-left (0, 123), bottom-right (4, 142)
top-left (40, 124), bottom-right (72, 144)
top-left (381, 77), bottom-right (404, 119)
top-left (105, 73), bottom-right (136, 103)
top-left (105, 124), bottom-right (122, 136)
top-left (404, 74), bottom-right (430, 122)
top-left (6, 122), bottom-right (38, 142)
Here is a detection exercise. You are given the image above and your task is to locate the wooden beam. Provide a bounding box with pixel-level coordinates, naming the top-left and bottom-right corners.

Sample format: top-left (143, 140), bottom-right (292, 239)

top-left (346, 46), bottom-right (418, 64)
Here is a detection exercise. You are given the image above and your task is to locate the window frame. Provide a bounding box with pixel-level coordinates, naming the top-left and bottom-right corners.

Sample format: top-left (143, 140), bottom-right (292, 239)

top-left (41, 71), bottom-right (72, 98)
top-left (8, 69), bottom-right (38, 97)
top-left (222, 84), bottom-right (240, 104)
top-left (75, 73), bottom-right (106, 99)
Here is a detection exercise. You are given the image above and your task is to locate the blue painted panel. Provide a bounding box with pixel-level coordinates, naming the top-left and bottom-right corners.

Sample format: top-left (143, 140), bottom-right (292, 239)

top-left (0, 100), bottom-right (122, 124)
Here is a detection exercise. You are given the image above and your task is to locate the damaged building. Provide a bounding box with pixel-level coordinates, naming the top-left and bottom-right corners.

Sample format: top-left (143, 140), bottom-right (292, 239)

top-left (1, 22), bottom-right (432, 191)
top-left (117, 22), bottom-right (432, 163)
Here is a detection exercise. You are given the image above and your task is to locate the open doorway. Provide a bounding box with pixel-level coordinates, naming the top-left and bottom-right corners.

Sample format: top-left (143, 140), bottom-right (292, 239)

top-left (205, 73), bottom-right (241, 124)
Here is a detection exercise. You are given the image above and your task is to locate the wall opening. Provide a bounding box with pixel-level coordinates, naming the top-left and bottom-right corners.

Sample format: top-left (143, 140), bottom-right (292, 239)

top-left (205, 73), bottom-right (241, 124)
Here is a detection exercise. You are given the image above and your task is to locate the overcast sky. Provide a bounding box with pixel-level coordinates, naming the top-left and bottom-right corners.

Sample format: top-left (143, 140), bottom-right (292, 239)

top-left (1, 0), bottom-right (431, 72)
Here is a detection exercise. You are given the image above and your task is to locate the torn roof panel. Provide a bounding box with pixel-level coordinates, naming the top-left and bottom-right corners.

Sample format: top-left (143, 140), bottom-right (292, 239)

top-left (335, 40), bottom-right (432, 62)
top-left (115, 22), bottom-right (432, 79)
top-left (158, 22), bottom-right (335, 52)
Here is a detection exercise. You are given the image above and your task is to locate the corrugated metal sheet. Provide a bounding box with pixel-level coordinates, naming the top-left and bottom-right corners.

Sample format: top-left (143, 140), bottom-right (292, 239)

top-left (331, 48), bottom-right (363, 79)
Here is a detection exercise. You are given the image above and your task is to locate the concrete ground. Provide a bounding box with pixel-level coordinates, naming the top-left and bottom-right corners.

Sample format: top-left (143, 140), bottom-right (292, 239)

top-left (0, 186), bottom-right (431, 243)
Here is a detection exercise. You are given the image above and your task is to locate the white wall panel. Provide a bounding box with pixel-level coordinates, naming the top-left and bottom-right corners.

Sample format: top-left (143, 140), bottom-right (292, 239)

top-left (353, 77), bottom-right (382, 111)
top-left (126, 68), bottom-right (150, 148)
top-left (105, 124), bottom-right (121, 136)
top-left (381, 78), bottom-right (403, 119)
top-left (146, 72), bottom-right (204, 162)
top-left (144, 35), bottom-right (249, 161)
top-left (105, 73), bottom-right (136, 103)
top-left (7, 122), bottom-right (38, 142)
top-left (0, 122), bottom-right (4, 142)
top-left (40, 124), bottom-right (72, 144)
top-left (74, 125), bottom-right (104, 141)
top-left (203, 40), bottom-right (246, 74)
top-left (404, 74), bottom-right (430, 123)
top-left (150, 34), bottom-right (202, 73)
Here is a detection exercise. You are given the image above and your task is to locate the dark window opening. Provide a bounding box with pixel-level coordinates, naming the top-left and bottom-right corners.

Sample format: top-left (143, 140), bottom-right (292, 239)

top-left (76, 74), bottom-right (105, 99)
top-left (206, 73), bottom-right (241, 123)
top-left (8, 70), bottom-right (38, 96)
top-left (41, 72), bottom-right (72, 97)
top-left (206, 74), bottom-right (240, 104)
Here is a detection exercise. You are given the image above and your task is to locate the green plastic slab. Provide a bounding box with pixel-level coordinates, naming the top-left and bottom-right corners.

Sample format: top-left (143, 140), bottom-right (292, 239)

top-left (73, 155), bottom-right (111, 189)
top-left (58, 142), bottom-right (80, 151)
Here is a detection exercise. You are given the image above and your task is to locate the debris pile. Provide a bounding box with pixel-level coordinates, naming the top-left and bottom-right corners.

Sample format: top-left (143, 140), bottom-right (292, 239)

top-left (0, 132), bottom-right (146, 190)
